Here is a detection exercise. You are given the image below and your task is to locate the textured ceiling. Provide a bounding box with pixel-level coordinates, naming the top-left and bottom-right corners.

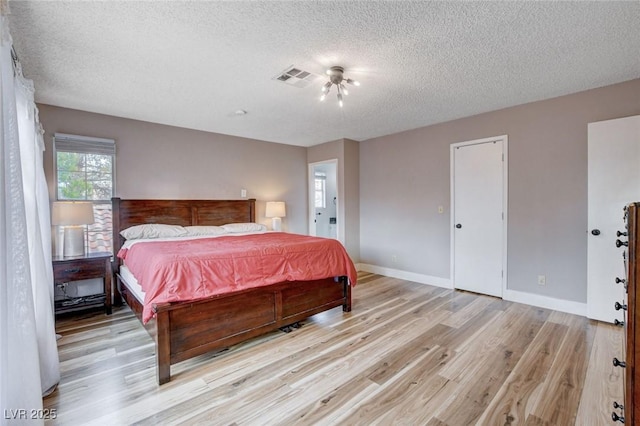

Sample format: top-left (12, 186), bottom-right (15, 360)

top-left (7, 1), bottom-right (640, 147)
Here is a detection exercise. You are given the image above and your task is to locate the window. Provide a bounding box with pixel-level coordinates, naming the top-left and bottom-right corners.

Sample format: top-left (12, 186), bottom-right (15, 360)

top-left (54, 133), bottom-right (115, 254)
top-left (314, 171), bottom-right (326, 208)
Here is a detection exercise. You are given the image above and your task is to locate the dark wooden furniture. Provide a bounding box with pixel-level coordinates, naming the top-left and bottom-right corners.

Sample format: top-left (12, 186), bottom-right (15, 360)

top-left (53, 252), bottom-right (112, 315)
top-left (112, 197), bottom-right (352, 385)
top-left (615, 202), bottom-right (640, 423)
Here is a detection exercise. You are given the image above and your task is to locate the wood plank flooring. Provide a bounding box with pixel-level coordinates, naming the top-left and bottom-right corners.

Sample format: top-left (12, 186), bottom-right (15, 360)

top-left (45, 273), bottom-right (624, 425)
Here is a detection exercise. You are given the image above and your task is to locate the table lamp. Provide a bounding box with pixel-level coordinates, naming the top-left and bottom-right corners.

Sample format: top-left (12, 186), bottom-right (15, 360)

top-left (52, 201), bottom-right (95, 257)
top-left (265, 201), bottom-right (286, 232)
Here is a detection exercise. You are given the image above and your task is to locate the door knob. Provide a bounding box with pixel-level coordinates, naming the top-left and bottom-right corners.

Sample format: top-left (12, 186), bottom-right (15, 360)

top-left (616, 277), bottom-right (626, 284)
top-left (455, 224), bottom-right (462, 229)
top-left (591, 229), bottom-right (601, 236)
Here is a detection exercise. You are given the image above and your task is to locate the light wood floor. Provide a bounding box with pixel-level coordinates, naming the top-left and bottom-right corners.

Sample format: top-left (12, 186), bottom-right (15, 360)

top-left (45, 273), bottom-right (624, 425)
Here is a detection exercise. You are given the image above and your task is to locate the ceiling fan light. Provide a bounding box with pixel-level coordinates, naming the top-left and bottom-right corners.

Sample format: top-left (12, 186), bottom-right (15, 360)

top-left (341, 84), bottom-right (349, 95)
top-left (322, 81), bottom-right (331, 92)
top-left (320, 94), bottom-right (326, 101)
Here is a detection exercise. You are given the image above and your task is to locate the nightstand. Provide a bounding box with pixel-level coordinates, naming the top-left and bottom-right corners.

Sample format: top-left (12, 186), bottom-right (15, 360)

top-left (52, 253), bottom-right (112, 315)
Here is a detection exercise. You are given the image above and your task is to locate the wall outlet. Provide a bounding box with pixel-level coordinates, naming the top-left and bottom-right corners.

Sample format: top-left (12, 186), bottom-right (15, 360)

top-left (241, 189), bottom-right (247, 198)
top-left (391, 255), bottom-right (398, 264)
top-left (537, 275), bottom-right (546, 286)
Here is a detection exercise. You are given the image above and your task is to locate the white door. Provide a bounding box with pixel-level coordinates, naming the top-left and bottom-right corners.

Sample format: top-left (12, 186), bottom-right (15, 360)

top-left (308, 160), bottom-right (338, 238)
top-left (452, 136), bottom-right (506, 297)
top-left (587, 115), bottom-right (640, 323)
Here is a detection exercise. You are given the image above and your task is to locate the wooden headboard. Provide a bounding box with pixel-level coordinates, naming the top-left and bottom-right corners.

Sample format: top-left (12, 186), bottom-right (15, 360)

top-left (111, 197), bottom-right (256, 259)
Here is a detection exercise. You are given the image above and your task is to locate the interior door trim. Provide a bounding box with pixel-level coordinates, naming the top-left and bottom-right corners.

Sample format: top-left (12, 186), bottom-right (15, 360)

top-left (450, 135), bottom-right (509, 296)
top-left (308, 159), bottom-right (339, 241)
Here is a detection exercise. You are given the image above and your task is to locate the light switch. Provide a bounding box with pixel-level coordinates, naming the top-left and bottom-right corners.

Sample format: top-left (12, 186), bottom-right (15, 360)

top-left (241, 189), bottom-right (247, 198)
top-left (438, 205), bottom-right (444, 214)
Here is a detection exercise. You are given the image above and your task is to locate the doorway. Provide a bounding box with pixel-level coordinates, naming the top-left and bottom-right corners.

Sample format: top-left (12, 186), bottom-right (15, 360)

top-left (451, 135), bottom-right (508, 297)
top-left (309, 160), bottom-right (338, 239)
top-left (587, 115), bottom-right (640, 323)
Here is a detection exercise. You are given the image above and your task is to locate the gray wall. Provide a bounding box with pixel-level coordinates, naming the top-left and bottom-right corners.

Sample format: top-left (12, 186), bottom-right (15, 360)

top-left (308, 138), bottom-right (360, 261)
top-left (360, 79), bottom-right (640, 303)
top-left (39, 78), bottom-right (640, 305)
top-left (38, 104), bottom-right (308, 233)
top-left (343, 139), bottom-right (360, 262)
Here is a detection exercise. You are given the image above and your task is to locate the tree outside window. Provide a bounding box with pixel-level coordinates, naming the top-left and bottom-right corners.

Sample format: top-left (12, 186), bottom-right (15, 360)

top-left (55, 134), bottom-right (115, 254)
top-left (57, 152), bottom-right (113, 201)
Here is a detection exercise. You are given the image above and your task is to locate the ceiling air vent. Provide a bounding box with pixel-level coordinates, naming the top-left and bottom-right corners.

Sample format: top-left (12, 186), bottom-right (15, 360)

top-left (273, 66), bottom-right (320, 88)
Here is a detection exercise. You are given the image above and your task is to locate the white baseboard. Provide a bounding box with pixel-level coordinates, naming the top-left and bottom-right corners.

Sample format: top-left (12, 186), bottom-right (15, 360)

top-left (356, 263), bottom-right (452, 289)
top-left (503, 289), bottom-right (587, 317)
top-left (357, 263), bottom-right (587, 317)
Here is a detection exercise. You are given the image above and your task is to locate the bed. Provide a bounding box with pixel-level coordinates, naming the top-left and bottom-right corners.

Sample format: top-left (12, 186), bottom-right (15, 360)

top-left (111, 197), bottom-right (354, 385)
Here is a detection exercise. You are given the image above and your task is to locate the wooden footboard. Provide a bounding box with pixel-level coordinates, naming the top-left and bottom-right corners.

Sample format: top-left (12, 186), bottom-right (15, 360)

top-left (118, 274), bottom-right (351, 384)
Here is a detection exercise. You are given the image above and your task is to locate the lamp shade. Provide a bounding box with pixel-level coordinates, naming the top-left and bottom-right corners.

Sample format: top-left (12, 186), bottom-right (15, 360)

top-left (265, 201), bottom-right (286, 218)
top-left (52, 202), bottom-right (95, 226)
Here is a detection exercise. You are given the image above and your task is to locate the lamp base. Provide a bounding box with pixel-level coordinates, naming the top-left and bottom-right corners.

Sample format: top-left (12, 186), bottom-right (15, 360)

top-left (63, 226), bottom-right (86, 257)
top-left (271, 217), bottom-right (282, 232)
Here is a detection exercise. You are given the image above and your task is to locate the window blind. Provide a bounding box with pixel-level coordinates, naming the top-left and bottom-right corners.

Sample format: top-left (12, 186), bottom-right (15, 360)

top-left (54, 133), bottom-right (115, 155)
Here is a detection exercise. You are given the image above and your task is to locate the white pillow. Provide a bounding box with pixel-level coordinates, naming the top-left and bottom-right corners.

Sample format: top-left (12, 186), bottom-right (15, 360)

top-left (120, 224), bottom-right (187, 240)
top-left (221, 223), bottom-right (267, 233)
top-left (184, 226), bottom-right (228, 236)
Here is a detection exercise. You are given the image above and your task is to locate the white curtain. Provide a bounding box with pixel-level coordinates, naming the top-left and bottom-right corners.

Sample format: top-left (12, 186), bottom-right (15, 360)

top-left (0, 11), bottom-right (59, 424)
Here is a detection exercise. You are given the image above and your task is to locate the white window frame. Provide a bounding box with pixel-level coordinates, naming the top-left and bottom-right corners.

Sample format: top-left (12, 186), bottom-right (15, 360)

top-left (314, 171), bottom-right (326, 209)
top-left (54, 133), bottom-right (116, 201)
top-left (54, 133), bottom-right (116, 254)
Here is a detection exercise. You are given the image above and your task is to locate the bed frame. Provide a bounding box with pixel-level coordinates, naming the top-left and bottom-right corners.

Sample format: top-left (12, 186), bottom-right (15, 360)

top-left (111, 198), bottom-right (352, 385)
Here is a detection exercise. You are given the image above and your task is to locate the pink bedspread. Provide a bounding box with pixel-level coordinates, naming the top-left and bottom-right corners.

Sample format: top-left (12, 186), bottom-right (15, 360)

top-left (117, 232), bottom-right (357, 323)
